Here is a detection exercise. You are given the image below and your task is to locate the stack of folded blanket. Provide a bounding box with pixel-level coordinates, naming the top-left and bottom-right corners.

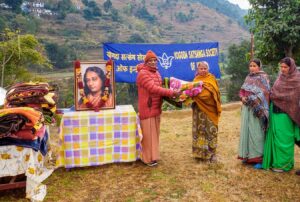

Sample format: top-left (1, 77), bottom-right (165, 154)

top-left (0, 82), bottom-right (57, 155)
top-left (0, 107), bottom-right (48, 155)
top-left (5, 82), bottom-right (58, 125)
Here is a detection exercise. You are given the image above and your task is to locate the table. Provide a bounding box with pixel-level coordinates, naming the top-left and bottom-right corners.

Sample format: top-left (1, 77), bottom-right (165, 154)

top-left (0, 145), bottom-right (54, 201)
top-left (56, 105), bottom-right (142, 168)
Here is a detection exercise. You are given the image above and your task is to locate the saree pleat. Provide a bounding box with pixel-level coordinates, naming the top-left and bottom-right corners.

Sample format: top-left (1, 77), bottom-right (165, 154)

top-left (238, 105), bottom-right (265, 163)
top-left (192, 105), bottom-right (218, 160)
top-left (262, 103), bottom-right (300, 171)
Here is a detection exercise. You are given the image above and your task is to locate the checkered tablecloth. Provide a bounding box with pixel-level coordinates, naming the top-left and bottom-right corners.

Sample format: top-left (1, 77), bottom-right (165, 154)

top-left (56, 105), bottom-right (142, 168)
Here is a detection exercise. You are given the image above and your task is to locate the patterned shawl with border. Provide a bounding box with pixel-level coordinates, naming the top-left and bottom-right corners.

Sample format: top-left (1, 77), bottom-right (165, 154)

top-left (240, 71), bottom-right (270, 130)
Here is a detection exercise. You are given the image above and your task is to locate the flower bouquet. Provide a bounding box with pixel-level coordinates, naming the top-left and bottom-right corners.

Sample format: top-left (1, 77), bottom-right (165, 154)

top-left (163, 77), bottom-right (203, 107)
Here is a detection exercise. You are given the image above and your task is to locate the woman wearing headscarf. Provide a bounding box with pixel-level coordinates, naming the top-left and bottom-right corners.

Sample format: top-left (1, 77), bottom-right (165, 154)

top-left (238, 59), bottom-right (270, 168)
top-left (191, 61), bottom-right (222, 162)
top-left (262, 57), bottom-right (300, 172)
top-left (136, 50), bottom-right (179, 167)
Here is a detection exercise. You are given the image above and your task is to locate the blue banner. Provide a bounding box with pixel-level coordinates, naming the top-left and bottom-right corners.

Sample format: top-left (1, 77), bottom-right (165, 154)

top-left (103, 42), bottom-right (220, 83)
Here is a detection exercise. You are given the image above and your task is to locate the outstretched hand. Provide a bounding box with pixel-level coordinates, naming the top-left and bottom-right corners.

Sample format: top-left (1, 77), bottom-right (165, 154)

top-left (172, 89), bottom-right (181, 97)
top-left (241, 97), bottom-right (247, 104)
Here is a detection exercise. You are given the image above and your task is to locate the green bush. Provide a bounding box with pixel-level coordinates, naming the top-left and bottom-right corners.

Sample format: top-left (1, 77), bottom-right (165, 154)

top-left (134, 6), bottom-right (156, 23)
top-left (83, 8), bottom-right (94, 20)
top-left (44, 42), bottom-right (77, 69)
top-left (127, 33), bottom-right (146, 43)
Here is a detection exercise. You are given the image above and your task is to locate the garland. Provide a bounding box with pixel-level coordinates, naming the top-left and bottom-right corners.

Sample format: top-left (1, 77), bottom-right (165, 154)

top-left (75, 60), bottom-right (112, 111)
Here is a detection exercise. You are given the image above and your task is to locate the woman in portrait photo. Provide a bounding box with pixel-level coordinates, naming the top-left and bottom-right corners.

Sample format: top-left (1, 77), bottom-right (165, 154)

top-left (79, 66), bottom-right (113, 109)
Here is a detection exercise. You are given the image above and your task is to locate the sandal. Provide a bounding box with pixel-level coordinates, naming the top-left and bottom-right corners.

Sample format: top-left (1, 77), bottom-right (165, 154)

top-left (271, 168), bottom-right (284, 173)
top-left (142, 160), bottom-right (157, 167)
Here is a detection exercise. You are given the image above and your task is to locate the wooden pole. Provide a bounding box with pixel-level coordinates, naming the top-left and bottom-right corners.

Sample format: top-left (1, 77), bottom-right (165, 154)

top-left (250, 33), bottom-right (254, 59)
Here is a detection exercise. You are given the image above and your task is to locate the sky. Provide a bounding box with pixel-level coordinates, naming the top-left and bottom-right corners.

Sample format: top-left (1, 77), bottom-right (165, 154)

top-left (227, 0), bottom-right (251, 9)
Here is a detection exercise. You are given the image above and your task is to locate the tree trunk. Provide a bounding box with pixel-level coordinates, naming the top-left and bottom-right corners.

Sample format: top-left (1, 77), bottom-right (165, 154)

top-left (1, 63), bottom-right (4, 88)
top-left (0, 51), bottom-right (14, 87)
top-left (284, 46), bottom-right (293, 57)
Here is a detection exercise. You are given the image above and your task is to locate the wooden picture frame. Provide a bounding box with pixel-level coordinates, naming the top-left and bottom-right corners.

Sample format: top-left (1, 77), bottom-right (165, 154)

top-left (74, 60), bottom-right (115, 111)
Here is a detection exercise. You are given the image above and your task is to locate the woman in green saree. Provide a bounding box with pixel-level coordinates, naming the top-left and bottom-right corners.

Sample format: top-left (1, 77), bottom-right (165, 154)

top-left (262, 57), bottom-right (300, 172)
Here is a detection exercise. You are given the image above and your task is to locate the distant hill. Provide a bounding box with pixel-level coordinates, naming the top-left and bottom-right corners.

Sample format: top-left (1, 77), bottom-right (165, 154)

top-left (0, 0), bottom-right (250, 62)
top-left (189, 0), bottom-right (248, 28)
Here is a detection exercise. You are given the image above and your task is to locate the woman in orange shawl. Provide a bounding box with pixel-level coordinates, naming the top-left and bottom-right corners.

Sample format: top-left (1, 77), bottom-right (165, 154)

top-left (192, 61), bottom-right (222, 162)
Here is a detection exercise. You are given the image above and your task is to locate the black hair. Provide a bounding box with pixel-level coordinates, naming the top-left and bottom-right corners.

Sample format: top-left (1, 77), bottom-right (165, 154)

top-left (249, 58), bottom-right (262, 68)
top-left (83, 66), bottom-right (111, 96)
top-left (280, 57), bottom-right (291, 67)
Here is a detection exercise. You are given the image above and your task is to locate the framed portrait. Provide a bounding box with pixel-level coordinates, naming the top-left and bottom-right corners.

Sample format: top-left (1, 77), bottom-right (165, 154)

top-left (74, 60), bottom-right (115, 111)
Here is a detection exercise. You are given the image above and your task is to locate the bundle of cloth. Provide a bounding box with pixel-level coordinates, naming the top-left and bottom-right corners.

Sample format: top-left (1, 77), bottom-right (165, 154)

top-left (5, 82), bottom-right (58, 125)
top-left (0, 107), bottom-right (48, 155)
top-left (164, 77), bottom-right (203, 106)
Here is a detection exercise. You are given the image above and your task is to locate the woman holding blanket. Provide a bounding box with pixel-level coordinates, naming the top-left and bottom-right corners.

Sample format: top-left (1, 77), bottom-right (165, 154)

top-left (263, 57), bottom-right (300, 172)
top-left (136, 50), bottom-right (180, 167)
top-left (238, 59), bottom-right (270, 168)
top-left (192, 61), bottom-right (222, 162)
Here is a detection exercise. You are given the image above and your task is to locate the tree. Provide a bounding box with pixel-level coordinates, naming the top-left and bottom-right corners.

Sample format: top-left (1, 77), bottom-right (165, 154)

top-left (175, 12), bottom-right (191, 23)
top-left (103, 0), bottom-right (112, 13)
top-left (111, 8), bottom-right (119, 22)
top-left (93, 6), bottom-right (102, 17)
top-left (0, 17), bottom-right (6, 32)
top-left (83, 8), bottom-right (94, 20)
top-left (81, 0), bottom-right (89, 6)
top-left (12, 15), bottom-right (40, 34)
top-left (4, 0), bottom-right (23, 13)
top-left (57, 0), bottom-right (74, 19)
top-left (225, 40), bottom-right (251, 101)
top-left (246, 0), bottom-right (300, 63)
top-left (135, 6), bottom-right (156, 23)
top-left (45, 42), bottom-right (76, 69)
top-left (57, 0), bottom-right (73, 11)
top-left (127, 33), bottom-right (145, 43)
top-left (116, 83), bottom-right (138, 110)
top-left (0, 29), bottom-right (51, 87)
top-left (88, 1), bottom-right (96, 7)
top-left (82, 1), bottom-right (102, 20)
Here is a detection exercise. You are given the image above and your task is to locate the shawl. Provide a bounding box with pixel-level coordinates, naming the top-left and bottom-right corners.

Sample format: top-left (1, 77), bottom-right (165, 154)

top-left (271, 58), bottom-right (300, 126)
top-left (240, 71), bottom-right (270, 130)
top-left (193, 73), bottom-right (222, 125)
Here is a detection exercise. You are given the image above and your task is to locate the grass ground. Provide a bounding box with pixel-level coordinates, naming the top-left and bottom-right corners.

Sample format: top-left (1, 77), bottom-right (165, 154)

top-left (1, 103), bottom-right (299, 201)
